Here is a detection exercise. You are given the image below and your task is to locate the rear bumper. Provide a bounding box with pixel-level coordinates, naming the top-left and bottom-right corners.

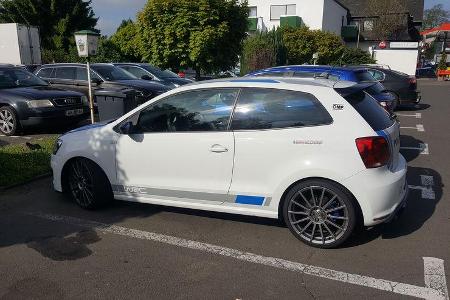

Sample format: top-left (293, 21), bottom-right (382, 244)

top-left (399, 91), bottom-right (421, 104)
top-left (342, 154), bottom-right (408, 227)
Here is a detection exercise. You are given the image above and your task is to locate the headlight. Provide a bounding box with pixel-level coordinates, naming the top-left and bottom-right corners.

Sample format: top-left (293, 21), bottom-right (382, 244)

top-left (53, 139), bottom-right (63, 155)
top-left (27, 99), bottom-right (54, 108)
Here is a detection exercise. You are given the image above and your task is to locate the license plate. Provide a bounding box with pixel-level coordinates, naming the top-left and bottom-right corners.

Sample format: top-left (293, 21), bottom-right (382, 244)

top-left (65, 109), bottom-right (84, 117)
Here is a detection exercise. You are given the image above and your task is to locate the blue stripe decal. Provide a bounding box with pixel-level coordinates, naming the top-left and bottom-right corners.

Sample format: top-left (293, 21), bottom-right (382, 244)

top-left (235, 195), bottom-right (265, 205)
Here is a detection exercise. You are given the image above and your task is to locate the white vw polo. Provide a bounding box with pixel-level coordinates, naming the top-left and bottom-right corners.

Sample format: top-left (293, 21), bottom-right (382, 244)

top-left (51, 77), bottom-right (408, 248)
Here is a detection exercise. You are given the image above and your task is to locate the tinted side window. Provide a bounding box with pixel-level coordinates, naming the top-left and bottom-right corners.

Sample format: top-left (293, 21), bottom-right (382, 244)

top-left (344, 91), bottom-right (394, 131)
top-left (122, 66), bottom-right (149, 79)
top-left (368, 69), bottom-right (385, 81)
top-left (55, 67), bottom-right (76, 80)
top-left (136, 89), bottom-right (238, 133)
top-left (37, 68), bottom-right (54, 78)
top-left (231, 88), bottom-right (332, 130)
top-left (76, 67), bottom-right (88, 80)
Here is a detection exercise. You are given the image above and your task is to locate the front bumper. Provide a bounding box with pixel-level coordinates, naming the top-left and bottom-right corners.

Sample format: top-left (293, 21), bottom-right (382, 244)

top-left (342, 154), bottom-right (408, 227)
top-left (51, 154), bottom-right (64, 192)
top-left (20, 106), bottom-right (89, 127)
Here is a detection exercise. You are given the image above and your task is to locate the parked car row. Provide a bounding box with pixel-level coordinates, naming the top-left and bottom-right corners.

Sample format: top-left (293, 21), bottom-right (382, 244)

top-left (0, 63), bottom-right (192, 135)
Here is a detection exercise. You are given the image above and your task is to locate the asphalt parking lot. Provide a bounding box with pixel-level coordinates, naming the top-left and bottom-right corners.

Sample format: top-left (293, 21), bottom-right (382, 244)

top-left (0, 80), bottom-right (449, 299)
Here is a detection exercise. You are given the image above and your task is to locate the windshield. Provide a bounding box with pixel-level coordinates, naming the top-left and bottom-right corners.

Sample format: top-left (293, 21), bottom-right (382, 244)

top-left (142, 65), bottom-right (179, 79)
top-left (91, 65), bottom-right (135, 81)
top-left (0, 68), bottom-right (48, 89)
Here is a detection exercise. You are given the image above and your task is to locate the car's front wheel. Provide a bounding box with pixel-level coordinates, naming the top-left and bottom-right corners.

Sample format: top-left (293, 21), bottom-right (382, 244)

top-left (66, 158), bottom-right (113, 209)
top-left (282, 179), bottom-right (357, 248)
top-left (0, 106), bottom-right (19, 136)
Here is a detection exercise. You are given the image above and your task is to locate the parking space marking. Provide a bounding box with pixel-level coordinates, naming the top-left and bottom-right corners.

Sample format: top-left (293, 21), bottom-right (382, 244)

top-left (401, 143), bottom-right (429, 155)
top-left (397, 113), bottom-right (422, 118)
top-left (401, 125), bottom-right (425, 132)
top-left (26, 212), bottom-right (448, 300)
top-left (424, 257), bottom-right (449, 300)
top-left (421, 175), bottom-right (435, 187)
top-left (408, 185), bottom-right (436, 200)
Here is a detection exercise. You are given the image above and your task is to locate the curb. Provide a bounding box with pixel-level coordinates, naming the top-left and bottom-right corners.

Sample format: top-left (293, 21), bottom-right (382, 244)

top-left (0, 173), bottom-right (52, 192)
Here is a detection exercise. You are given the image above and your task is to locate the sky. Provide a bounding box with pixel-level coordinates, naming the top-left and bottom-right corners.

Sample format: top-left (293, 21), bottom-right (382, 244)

top-left (92, 0), bottom-right (450, 36)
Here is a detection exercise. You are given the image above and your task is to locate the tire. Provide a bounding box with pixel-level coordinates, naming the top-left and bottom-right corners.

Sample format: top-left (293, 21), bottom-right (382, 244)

top-left (282, 179), bottom-right (357, 249)
top-left (65, 158), bottom-right (113, 209)
top-left (0, 106), bottom-right (20, 136)
top-left (388, 92), bottom-right (399, 111)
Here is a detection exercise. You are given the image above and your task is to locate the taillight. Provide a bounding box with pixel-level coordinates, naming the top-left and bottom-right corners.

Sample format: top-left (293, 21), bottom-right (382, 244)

top-left (355, 137), bottom-right (390, 168)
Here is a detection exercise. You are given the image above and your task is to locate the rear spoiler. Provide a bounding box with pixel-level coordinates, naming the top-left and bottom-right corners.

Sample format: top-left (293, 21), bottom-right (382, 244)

top-left (334, 82), bottom-right (376, 97)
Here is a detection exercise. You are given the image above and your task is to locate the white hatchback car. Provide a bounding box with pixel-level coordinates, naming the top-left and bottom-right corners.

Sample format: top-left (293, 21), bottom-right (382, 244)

top-left (51, 77), bottom-right (408, 248)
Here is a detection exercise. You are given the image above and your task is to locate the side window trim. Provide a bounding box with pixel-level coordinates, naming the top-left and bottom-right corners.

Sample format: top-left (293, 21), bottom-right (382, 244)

top-left (230, 87), bottom-right (333, 132)
top-left (116, 88), bottom-right (241, 134)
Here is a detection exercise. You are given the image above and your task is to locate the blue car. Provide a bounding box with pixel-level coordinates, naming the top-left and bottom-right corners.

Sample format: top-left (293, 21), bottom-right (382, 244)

top-left (246, 65), bottom-right (396, 112)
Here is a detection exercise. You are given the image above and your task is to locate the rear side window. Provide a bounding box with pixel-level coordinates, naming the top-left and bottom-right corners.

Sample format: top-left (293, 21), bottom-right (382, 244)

top-left (344, 91), bottom-right (394, 131)
top-left (231, 88), bottom-right (332, 130)
top-left (55, 67), bottom-right (76, 80)
top-left (354, 71), bottom-right (375, 82)
top-left (37, 68), bottom-right (54, 78)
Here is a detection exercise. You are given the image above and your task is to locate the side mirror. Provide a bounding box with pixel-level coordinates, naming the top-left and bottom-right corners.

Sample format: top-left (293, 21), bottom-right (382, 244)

top-left (91, 78), bottom-right (102, 86)
top-left (119, 121), bottom-right (137, 135)
top-left (141, 75), bottom-right (152, 81)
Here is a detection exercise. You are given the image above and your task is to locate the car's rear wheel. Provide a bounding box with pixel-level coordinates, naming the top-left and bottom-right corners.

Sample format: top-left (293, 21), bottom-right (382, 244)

top-left (66, 158), bottom-right (113, 209)
top-left (0, 106), bottom-right (19, 136)
top-left (282, 179), bottom-right (357, 248)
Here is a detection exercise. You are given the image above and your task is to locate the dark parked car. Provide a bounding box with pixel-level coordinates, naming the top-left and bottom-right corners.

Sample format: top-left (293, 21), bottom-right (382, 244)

top-left (114, 63), bottom-right (192, 88)
top-left (34, 63), bottom-right (171, 103)
top-left (246, 65), bottom-right (396, 113)
top-left (0, 66), bottom-right (88, 136)
top-left (363, 66), bottom-right (421, 108)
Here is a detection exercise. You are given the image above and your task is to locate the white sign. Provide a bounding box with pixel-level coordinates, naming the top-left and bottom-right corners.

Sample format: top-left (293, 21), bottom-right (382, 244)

top-left (390, 42), bottom-right (419, 49)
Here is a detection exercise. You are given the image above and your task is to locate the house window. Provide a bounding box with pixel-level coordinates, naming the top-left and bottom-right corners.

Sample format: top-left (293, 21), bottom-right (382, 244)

top-left (270, 4), bottom-right (296, 20)
top-left (249, 6), bottom-right (257, 17)
top-left (363, 20), bottom-right (374, 31)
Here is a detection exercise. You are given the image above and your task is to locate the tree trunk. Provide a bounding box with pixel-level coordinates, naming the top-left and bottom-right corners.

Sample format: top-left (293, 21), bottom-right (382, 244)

top-left (195, 68), bottom-right (201, 81)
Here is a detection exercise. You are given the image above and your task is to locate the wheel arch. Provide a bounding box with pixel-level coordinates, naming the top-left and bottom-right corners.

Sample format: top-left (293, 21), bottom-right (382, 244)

top-left (61, 156), bottom-right (112, 193)
top-left (277, 177), bottom-right (364, 227)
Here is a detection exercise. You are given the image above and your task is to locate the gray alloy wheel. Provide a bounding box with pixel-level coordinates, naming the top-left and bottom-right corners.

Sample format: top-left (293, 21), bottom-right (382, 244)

top-left (283, 180), bottom-right (356, 248)
top-left (66, 158), bottom-right (113, 209)
top-left (0, 106), bottom-right (18, 136)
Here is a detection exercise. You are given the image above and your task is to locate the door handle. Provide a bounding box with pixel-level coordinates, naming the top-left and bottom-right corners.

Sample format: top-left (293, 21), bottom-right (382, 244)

top-left (210, 144), bottom-right (228, 153)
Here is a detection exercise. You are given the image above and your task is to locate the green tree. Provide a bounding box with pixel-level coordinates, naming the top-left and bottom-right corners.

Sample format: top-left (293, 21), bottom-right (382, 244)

top-left (335, 47), bottom-right (376, 66)
top-left (438, 52), bottom-right (448, 70)
top-left (110, 19), bottom-right (143, 62)
top-left (137, 0), bottom-right (248, 79)
top-left (241, 28), bottom-right (286, 75)
top-left (423, 4), bottom-right (450, 29)
top-left (0, 0), bottom-right (97, 50)
top-left (282, 27), bottom-right (344, 65)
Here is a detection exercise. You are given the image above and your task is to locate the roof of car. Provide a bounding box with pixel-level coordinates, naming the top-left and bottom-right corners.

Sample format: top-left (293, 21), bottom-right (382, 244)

top-left (39, 63), bottom-right (115, 68)
top-left (187, 76), bottom-right (359, 89)
top-left (253, 65), bottom-right (369, 74)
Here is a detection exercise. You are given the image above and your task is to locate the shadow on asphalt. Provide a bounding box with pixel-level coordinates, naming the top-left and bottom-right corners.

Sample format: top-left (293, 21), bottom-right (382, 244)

top-left (400, 134), bottom-right (425, 162)
top-left (397, 103), bottom-right (430, 112)
top-left (0, 139), bottom-right (9, 147)
top-left (345, 166), bottom-right (443, 247)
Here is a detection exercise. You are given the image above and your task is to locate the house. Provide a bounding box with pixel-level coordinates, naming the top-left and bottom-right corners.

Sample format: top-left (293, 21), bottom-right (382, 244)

top-left (247, 0), bottom-right (349, 35)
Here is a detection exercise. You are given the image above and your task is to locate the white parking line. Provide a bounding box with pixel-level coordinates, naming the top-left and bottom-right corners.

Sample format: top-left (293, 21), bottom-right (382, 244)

top-left (26, 212), bottom-right (449, 300)
top-left (397, 113), bottom-right (422, 118)
top-left (401, 143), bottom-right (429, 155)
top-left (401, 124), bottom-right (425, 132)
top-left (408, 185), bottom-right (436, 200)
top-left (421, 175), bottom-right (435, 187)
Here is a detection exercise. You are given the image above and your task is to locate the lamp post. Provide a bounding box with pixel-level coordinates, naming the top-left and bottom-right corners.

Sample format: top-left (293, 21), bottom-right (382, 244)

top-left (74, 30), bottom-right (100, 124)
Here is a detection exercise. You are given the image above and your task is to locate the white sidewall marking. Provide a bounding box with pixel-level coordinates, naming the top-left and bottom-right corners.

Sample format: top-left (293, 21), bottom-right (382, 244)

top-left (26, 212), bottom-right (448, 300)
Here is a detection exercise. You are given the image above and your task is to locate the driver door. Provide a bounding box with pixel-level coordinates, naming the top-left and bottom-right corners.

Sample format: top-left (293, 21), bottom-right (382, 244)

top-left (114, 88), bottom-right (238, 204)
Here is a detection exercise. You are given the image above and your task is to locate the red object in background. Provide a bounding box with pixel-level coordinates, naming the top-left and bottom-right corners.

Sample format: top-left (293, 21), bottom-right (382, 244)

top-left (379, 41), bottom-right (387, 49)
top-left (178, 71), bottom-right (186, 78)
